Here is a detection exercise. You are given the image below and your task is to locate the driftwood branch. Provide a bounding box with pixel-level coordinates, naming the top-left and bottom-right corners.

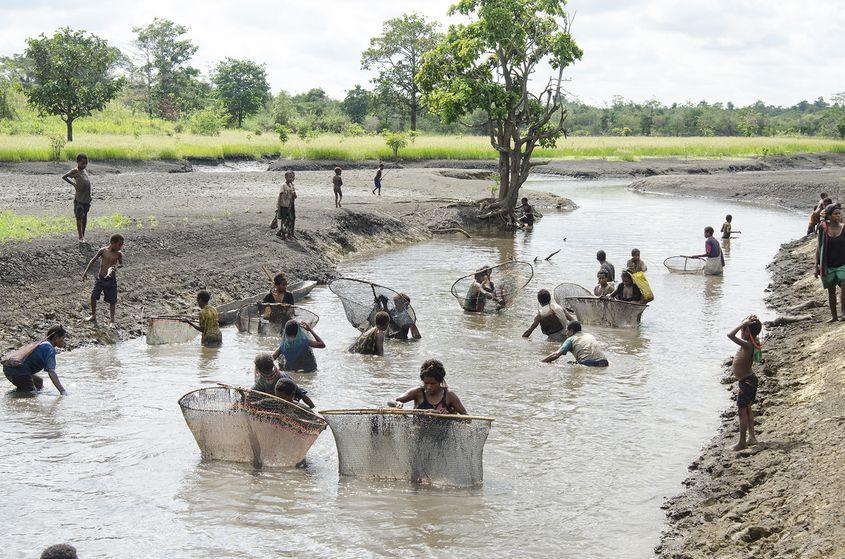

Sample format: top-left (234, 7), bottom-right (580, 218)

top-left (764, 314), bottom-right (812, 327)
top-left (430, 227), bottom-right (472, 238)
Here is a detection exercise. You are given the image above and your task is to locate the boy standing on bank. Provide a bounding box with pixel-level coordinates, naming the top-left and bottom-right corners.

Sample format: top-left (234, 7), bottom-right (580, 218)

top-left (727, 315), bottom-right (763, 450)
top-left (61, 153), bottom-right (92, 243)
top-left (81, 233), bottom-right (124, 328)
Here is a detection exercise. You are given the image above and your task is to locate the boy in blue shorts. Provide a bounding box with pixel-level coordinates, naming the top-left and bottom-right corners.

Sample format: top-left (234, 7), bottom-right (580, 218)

top-left (82, 233), bottom-right (124, 327)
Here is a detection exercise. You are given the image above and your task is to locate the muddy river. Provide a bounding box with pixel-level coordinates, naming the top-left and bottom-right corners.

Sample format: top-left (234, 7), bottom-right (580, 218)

top-left (1, 178), bottom-right (804, 558)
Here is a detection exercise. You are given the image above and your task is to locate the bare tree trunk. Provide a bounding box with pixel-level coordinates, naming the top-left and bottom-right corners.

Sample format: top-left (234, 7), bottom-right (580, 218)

top-left (410, 101), bottom-right (417, 131)
top-left (66, 117), bottom-right (74, 142)
top-left (498, 150), bottom-right (509, 201)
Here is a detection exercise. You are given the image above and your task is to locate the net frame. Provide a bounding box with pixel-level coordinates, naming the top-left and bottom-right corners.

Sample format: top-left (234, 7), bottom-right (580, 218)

top-left (236, 304), bottom-right (319, 336)
top-left (178, 385), bottom-right (326, 467)
top-left (553, 282), bottom-right (593, 304)
top-left (146, 315), bottom-right (200, 345)
top-left (663, 256), bottom-right (706, 274)
top-left (450, 261), bottom-right (534, 313)
top-left (566, 296), bottom-right (648, 328)
top-left (328, 278), bottom-right (417, 332)
top-left (320, 408), bottom-right (494, 487)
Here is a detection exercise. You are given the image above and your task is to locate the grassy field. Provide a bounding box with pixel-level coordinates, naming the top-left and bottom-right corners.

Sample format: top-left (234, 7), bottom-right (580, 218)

top-left (0, 211), bottom-right (131, 242)
top-left (0, 132), bottom-right (843, 162)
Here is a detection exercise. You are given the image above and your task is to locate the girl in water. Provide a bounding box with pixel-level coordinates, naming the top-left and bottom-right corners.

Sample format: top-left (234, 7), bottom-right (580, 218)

top-left (272, 320), bottom-right (326, 372)
top-left (388, 359), bottom-right (467, 414)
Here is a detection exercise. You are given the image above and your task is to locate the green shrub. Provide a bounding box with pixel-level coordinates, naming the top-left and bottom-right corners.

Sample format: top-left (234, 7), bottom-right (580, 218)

top-left (188, 105), bottom-right (226, 136)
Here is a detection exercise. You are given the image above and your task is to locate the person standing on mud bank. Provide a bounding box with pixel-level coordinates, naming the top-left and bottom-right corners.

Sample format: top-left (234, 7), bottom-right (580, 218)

top-left (332, 166), bottom-right (344, 208)
top-left (727, 315), bottom-right (763, 450)
top-left (2, 325), bottom-right (67, 395)
top-left (276, 172), bottom-right (296, 241)
top-left (815, 204), bottom-right (845, 322)
top-left (688, 227), bottom-right (724, 276)
top-left (372, 162), bottom-right (384, 196)
top-left (596, 250), bottom-right (616, 283)
top-left (81, 233), bottom-right (124, 327)
top-left (61, 153), bottom-right (92, 244)
top-left (808, 197), bottom-right (833, 236)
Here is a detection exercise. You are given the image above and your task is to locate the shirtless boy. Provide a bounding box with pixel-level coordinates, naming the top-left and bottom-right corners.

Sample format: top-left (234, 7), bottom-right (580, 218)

top-left (727, 315), bottom-right (763, 450)
top-left (332, 166), bottom-right (343, 208)
top-left (61, 153), bottom-right (92, 243)
top-left (81, 233), bottom-right (124, 327)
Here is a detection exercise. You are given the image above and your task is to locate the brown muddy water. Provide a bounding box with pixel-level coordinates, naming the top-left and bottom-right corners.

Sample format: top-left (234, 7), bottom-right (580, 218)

top-left (1, 178), bottom-right (804, 558)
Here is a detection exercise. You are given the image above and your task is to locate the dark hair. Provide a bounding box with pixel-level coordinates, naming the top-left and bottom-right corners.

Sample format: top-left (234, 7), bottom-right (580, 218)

top-left (275, 378), bottom-right (297, 396)
top-left (395, 292), bottom-right (410, 304)
top-left (567, 320), bottom-right (582, 334)
top-left (41, 544), bottom-right (78, 559)
top-left (254, 353), bottom-right (275, 374)
top-left (596, 250), bottom-right (606, 261)
top-left (823, 197), bottom-right (833, 206)
top-left (631, 248), bottom-right (640, 256)
top-left (621, 270), bottom-right (633, 282)
top-left (824, 204), bottom-right (841, 219)
top-left (704, 226), bottom-right (714, 236)
top-left (75, 153), bottom-right (87, 163)
top-left (334, 166), bottom-right (342, 174)
top-left (725, 214), bottom-right (732, 221)
top-left (273, 272), bottom-right (287, 285)
top-left (110, 233), bottom-right (124, 244)
top-left (197, 290), bottom-right (211, 304)
top-left (379, 163), bottom-right (384, 168)
top-left (419, 359), bottom-right (446, 383)
top-left (537, 289), bottom-right (551, 305)
top-left (46, 325), bottom-right (66, 340)
top-left (521, 197), bottom-right (528, 203)
top-left (374, 311), bottom-right (390, 329)
top-left (597, 270), bottom-right (607, 279)
top-left (821, 192), bottom-right (828, 198)
top-left (284, 320), bottom-right (300, 337)
top-left (747, 318), bottom-right (762, 336)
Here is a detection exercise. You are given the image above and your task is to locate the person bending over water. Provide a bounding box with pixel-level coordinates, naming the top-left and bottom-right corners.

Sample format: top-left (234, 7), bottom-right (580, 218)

top-left (2, 325), bottom-right (68, 394)
top-left (349, 311), bottom-right (389, 356)
top-left (688, 226), bottom-right (724, 276)
top-left (727, 315), bottom-right (763, 450)
top-left (388, 359), bottom-right (468, 414)
top-left (612, 271), bottom-right (647, 304)
top-left (182, 290), bottom-right (222, 347)
top-left (523, 289), bottom-right (574, 341)
top-left (272, 320), bottom-right (325, 372)
top-left (387, 293), bottom-right (421, 340)
top-left (252, 353), bottom-right (314, 407)
top-left (815, 204), bottom-right (845, 322)
top-left (542, 321), bottom-right (609, 367)
top-left (594, 271), bottom-right (614, 297)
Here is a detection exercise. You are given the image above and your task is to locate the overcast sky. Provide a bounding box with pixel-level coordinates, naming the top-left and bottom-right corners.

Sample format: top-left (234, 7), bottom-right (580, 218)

top-left (1, 0), bottom-right (842, 107)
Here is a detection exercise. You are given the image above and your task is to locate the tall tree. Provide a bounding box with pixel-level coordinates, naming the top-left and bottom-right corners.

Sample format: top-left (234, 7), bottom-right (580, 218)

top-left (361, 13), bottom-right (441, 131)
top-left (212, 58), bottom-right (269, 127)
top-left (418, 0), bottom-right (582, 219)
top-left (342, 85), bottom-right (371, 124)
top-left (24, 29), bottom-right (123, 141)
top-left (132, 18), bottom-right (203, 119)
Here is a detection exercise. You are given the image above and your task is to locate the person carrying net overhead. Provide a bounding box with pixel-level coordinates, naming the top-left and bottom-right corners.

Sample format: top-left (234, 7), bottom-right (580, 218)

top-left (387, 293), bottom-right (421, 340)
top-left (182, 290), bottom-right (222, 347)
top-left (272, 320), bottom-right (326, 372)
top-left (388, 359), bottom-right (468, 414)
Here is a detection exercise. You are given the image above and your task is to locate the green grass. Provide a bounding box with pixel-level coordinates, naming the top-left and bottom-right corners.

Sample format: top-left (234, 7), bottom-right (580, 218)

top-left (0, 211), bottom-right (131, 242)
top-left (0, 132), bottom-right (843, 163)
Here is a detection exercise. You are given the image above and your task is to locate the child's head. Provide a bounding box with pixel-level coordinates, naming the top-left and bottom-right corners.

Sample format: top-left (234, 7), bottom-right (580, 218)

top-left (274, 378), bottom-right (297, 401)
top-left (537, 289), bottom-right (551, 306)
top-left (704, 226), bottom-right (714, 238)
top-left (284, 170), bottom-right (295, 182)
top-left (630, 248), bottom-right (640, 259)
top-left (521, 197), bottom-right (528, 205)
top-left (76, 153), bottom-right (88, 169)
top-left (334, 166), bottom-right (342, 175)
top-left (46, 325), bottom-right (67, 348)
top-left (379, 162), bottom-right (384, 169)
top-left (596, 250), bottom-right (606, 262)
top-left (725, 214), bottom-right (732, 222)
top-left (40, 543), bottom-right (78, 559)
top-left (419, 358), bottom-right (446, 391)
top-left (621, 270), bottom-right (633, 285)
top-left (743, 316), bottom-right (763, 339)
top-left (597, 270), bottom-right (608, 284)
top-left (474, 269), bottom-right (487, 282)
top-left (109, 233), bottom-right (124, 250)
top-left (284, 320), bottom-right (300, 338)
top-left (197, 290), bottom-right (211, 308)
top-left (565, 320), bottom-right (582, 337)
top-left (821, 192), bottom-right (828, 199)
top-left (374, 311), bottom-right (390, 330)
top-left (254, 353), bottom-right (275, 375)
top-left (394, 293), bottom-right (410, 310)
top-left (273, 273), bottom-right (288, 290)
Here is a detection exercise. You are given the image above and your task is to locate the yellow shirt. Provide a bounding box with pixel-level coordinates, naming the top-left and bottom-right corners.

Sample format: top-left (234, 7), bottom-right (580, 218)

top-left (198, 306), bottom-right (222, 344)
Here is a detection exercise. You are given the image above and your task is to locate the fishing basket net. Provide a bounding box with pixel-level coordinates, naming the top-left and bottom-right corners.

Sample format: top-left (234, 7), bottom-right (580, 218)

top-left (328, 278), bottom-right (417, 333)
top-left (178, 386), bottom-right (326, 467)
top-left (553, 282), bottom-right (593, 305)
top-left (321, 409), bottom-right (493, 487)
top-left (146, 316), bottom-right (200, 345)
top-left (236, 304), bottom-right (319, 336)
top-left (567, 297), bottom-right (648, 328)
top-left (450, 261), bottom-right (534, 313)
top-left (663, 256), bottom-right (706, 274)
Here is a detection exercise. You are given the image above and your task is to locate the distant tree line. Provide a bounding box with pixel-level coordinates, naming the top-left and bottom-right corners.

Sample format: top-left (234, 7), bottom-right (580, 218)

top-left (0, 16), bottom-right (843, 142)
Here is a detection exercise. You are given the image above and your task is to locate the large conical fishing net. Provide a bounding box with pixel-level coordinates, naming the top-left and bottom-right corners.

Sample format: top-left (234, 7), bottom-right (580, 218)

top-left (321, 409), bottom-right (493, 487)
top-left (567, 297), bottom-right (648, 328)
top-left (664, 256), bottom-right (705, 274)
top-left (178, 386), bottom-right (326, 468)
top-left (236, 304), bottom-right (319, 336)
top-left (450, 261), bottom-right (534, 313)
top-left (553, 282), bottom-right (593, 305)
top-left (329, 278), bottom-right (417, 332)
top-left (146, 316), bottom-right (200, 345)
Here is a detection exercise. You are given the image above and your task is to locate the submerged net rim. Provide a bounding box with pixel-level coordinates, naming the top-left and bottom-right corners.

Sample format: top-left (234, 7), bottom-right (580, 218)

top-left (663, 256), bottom-right (706, 272)
top-left (319, 407), bottom-right (494, 422)
top-left (328, 278), bottom-right (399, 299)
top-left (238, 304), bottom-right (321, 326)
top-left (568, 296), bottom-right (649, 309)
top-left (179, 385), bottom-right (327, 428)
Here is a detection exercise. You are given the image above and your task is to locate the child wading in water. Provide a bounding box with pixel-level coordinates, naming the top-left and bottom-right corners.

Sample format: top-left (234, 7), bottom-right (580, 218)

top-left (332, 166), bottom-right (343, 208)
top-left (727, 315), bottom-right (763, 450)
top-left (81, 233), bottom-right (124, 327)
top-left (349, 311), bottom-right (389, 356)
top-left (183, 290), bottom-right (222, 347)
top-left (61, 153), bottom-right (92, 243)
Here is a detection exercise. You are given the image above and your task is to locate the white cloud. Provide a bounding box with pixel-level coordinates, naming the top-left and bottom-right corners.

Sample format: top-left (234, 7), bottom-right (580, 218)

top-left (0, 0), bottom-right (842, 106)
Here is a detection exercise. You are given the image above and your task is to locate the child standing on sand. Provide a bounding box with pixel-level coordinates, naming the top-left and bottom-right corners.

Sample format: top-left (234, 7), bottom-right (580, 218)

top-left (372, 163), bottom-right (384, 196)
top-left (61, 153), bottom-right (92, 243)
top-left (727, 315), bottom-right (763, 450)
top-left (332, 166), bottom-right (343, 208)
top-left (81, 233), bottom-right (124, 328)
top-left (276, 171), bottom-right (296, 241)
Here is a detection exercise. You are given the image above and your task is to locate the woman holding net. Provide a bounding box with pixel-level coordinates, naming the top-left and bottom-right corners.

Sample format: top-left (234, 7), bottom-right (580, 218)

top-left (388, 359), bottom-right (467, 415)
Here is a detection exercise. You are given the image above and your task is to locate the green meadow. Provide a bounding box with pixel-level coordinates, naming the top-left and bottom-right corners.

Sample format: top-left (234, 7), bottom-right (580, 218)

top-left (0, 211), bottom-right (131, 242)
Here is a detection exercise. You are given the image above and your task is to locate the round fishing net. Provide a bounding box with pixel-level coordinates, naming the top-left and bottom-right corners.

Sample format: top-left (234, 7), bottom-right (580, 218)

top-left (450, 261), bottom-right (534, 313)
top-left (663, 256), bottom-right (705, 274)
top-left (146, 316), bottom-right (200, 345)
top-left (321, 409), bottom-right (493, 487)
top-left (553, 282), bottom-right (593, 304)
top-left (236, 304), bottom-right (319, 336)
top-left (328, 278), bottom-right (417, 333)
top-left (178, 386), bottom-right (326, 468)
top-left (567, 297), bottom-right (648, 328)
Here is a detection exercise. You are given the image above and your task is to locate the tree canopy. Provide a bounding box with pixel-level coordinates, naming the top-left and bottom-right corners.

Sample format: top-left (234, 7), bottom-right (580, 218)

top-left (212, 58), bottom-right (269, 127)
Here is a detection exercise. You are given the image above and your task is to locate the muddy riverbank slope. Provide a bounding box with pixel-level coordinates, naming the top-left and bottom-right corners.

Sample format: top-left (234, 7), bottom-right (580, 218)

top-left (0, 167), bottom-right (570, 352)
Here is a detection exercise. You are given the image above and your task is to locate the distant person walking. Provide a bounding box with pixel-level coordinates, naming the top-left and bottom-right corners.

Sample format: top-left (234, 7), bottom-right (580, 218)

top-left (815, 203), bottom-right (845, 322)
top-left (61, 153), bottom-right (92, 243)
top-left (332, 166), bottom-right (343, 208)
top-left (372, 162), bottom-right (384, 196)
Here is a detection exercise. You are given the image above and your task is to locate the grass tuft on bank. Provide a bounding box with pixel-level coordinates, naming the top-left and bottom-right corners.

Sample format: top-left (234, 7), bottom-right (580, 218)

top-left (0, 211), bottom-right (132, 242)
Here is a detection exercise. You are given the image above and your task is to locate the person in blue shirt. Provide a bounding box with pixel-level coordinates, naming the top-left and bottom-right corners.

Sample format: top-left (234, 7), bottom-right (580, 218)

top-left (2, 325), bottom-right (67, 394)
